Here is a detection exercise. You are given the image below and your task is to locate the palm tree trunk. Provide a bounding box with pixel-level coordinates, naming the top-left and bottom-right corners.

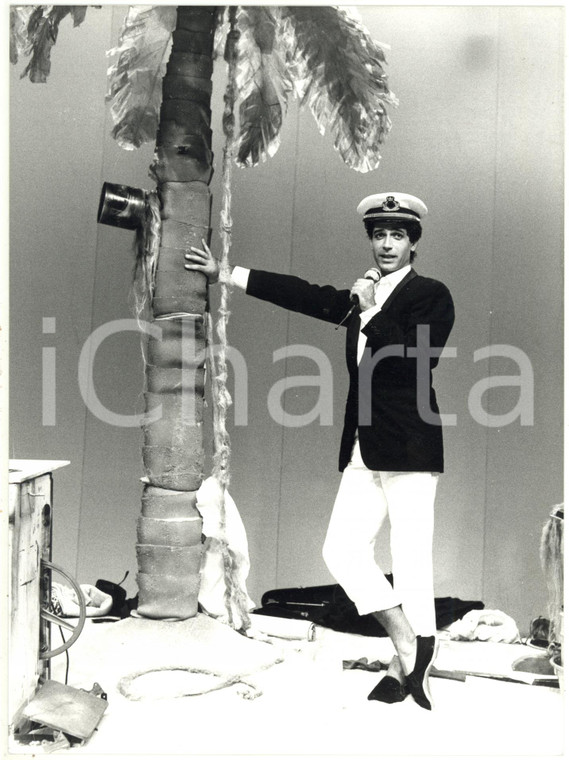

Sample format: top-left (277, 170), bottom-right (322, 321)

top-left (136, 6), bottom-right (218, 619)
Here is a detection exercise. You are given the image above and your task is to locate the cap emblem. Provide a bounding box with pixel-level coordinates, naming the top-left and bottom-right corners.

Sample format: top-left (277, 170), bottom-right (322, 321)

top-left (382, 196), bottom-right (400, 212)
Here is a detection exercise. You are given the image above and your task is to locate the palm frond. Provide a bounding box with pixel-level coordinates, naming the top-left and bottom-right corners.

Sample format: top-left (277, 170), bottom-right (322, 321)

top-left (234, 6), bottom-right (295, 167)
top-left (282, 6), bottom-right (398, 173)
top-left (10, 6), bottom-right (33, 64)
top-left (12, 5), bottom-right (88, 82)
top-left (106, 6), bottom-right (177, 151)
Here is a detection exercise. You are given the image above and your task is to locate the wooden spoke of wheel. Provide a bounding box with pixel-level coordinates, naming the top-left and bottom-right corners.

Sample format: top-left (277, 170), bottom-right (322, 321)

top-left (39, 559), bottom-right (87, 659)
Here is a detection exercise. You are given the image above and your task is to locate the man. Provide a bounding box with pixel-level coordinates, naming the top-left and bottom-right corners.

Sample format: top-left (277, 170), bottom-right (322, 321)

top-left (185, 192), bottom-right (455, 709)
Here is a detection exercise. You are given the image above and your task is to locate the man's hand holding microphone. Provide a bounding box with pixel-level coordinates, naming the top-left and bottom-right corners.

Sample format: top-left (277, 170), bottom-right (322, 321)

top-left (350, 268), bottom-right (381, 311)
top-left (336, 267), bottom-right (381, 328)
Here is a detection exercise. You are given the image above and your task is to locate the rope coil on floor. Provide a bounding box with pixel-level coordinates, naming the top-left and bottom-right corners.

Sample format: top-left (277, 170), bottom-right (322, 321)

top-left (117, 665), bottom-right (263, 701)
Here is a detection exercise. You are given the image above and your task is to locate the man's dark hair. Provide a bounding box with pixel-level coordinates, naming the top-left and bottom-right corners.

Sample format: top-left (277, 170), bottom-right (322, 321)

top-left (365, 219), bottom-right (423, 246)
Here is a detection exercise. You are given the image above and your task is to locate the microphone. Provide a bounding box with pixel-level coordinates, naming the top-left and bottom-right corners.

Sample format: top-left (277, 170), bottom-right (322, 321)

top-left (336, 267), bottom-right (381, 329)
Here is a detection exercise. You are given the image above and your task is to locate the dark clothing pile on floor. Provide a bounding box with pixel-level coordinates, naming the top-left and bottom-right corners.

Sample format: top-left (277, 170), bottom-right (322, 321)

top-left (255, 580), bottom-right (484, 637)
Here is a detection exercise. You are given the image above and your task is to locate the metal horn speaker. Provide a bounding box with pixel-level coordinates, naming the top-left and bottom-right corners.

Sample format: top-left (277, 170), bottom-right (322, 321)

top-left (97, 182), bottom-right (147, 230)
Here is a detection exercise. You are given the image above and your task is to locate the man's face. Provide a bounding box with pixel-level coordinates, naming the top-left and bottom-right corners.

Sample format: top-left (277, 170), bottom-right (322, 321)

top-left (370, 224), bottom-right (415, 275)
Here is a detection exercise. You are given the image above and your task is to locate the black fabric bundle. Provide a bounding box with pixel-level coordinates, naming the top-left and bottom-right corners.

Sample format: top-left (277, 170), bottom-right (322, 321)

top-left (255, 580), bottom-right (484, 637)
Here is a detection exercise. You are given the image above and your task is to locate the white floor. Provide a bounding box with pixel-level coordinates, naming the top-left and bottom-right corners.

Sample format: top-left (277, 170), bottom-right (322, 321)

top-left (7, 614), bottom-right (565, 759)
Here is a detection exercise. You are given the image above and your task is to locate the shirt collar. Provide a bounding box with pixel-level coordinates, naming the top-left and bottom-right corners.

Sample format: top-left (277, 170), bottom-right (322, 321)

top-left (376, 264), bottom-right (412, 288)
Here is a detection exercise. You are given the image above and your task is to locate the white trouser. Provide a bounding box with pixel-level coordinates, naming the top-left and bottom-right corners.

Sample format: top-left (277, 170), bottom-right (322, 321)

top-left (322, 438), bottom-right (438, 635)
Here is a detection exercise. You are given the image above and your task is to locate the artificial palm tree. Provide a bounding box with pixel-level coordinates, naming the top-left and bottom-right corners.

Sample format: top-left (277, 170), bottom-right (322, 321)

top-left (11, 5), bottom-right (397, 625)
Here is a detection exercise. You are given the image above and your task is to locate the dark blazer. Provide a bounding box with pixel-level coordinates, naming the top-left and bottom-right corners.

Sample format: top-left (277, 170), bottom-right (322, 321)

top-left (246, 268), bottom-right (455, 473)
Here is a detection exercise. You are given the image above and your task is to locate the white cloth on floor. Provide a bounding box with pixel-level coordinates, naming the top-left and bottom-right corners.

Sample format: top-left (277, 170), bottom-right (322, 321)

top-left (196, 476), bottom-right (255, 630)
top-left (444, 609), bottom-right (521, 643)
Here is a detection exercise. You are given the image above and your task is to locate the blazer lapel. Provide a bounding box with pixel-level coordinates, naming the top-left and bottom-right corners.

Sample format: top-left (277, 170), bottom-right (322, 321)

top-left (361, 269), bottom-right (417, 340)
top-left (345, 312), bottom-right (361, 372)
top-left (380, 268), bottom-right (417, 313)
top-left (346, 269), bottom-right (417, 368)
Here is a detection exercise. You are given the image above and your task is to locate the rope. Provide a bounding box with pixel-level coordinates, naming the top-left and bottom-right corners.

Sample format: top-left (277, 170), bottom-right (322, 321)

top-left (211, 11), bottom-right (238, 489)
top-left (204, 9), bottom-right (251, 631)
top-left (118, 656), bottom-right (284, 701)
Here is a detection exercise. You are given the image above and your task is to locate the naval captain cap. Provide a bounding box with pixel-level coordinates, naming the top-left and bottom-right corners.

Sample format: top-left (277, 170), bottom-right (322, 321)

top-left (357, 192), bottom-right (428, 226)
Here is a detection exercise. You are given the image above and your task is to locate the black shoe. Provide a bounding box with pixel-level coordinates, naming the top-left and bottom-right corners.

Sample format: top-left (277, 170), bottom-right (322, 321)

top-left (407, 635), bottom-right (438, 710)
top-left (367, 675), bottom-right (409, 703)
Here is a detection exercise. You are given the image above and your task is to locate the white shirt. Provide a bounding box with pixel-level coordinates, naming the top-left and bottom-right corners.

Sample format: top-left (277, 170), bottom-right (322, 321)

top-left (230, 265), bottom-right (251, 291)
top-left (229, 264), bottom-right (412, 365)
top-left (357, 264), bottom-right (411, 364)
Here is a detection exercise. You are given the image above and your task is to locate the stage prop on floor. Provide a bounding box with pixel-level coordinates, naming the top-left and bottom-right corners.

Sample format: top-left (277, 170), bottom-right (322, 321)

top-left (11, 6), bottom-right (396, 624)
top-left (256, 582), bottom-right (487, 637)
top-left (540, 504), bottom-right (564, 687)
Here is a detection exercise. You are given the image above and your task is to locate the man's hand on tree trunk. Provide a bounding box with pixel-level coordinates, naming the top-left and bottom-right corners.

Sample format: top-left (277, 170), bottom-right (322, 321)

top-left (184, 240), bottom-right (223, 283)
